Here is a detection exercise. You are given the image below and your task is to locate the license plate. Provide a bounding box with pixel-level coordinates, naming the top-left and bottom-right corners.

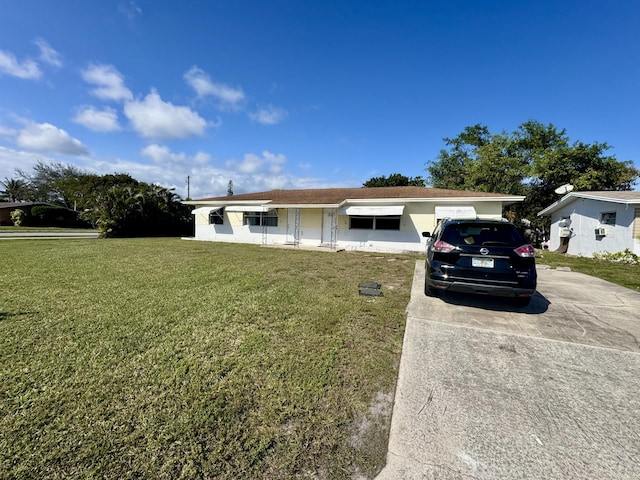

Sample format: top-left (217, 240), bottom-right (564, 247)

top-left (472, 257), bottom-right (494, 268)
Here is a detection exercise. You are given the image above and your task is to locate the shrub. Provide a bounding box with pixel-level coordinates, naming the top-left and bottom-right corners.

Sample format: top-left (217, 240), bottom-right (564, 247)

top-left (30, 205), bottom-right (82, 227)
top-left (10, 209), bottom-right (27, 226)
top-left (593, 249), bottom-right (640, 265)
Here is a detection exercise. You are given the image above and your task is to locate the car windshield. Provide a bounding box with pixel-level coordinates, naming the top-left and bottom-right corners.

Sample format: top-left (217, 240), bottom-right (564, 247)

top-left (441, 223), bottom-right (525, 247)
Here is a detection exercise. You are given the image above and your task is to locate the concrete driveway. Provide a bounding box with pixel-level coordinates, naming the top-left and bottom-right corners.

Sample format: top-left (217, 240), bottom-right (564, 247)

top-left (376, 262), bottom-right (640, 479)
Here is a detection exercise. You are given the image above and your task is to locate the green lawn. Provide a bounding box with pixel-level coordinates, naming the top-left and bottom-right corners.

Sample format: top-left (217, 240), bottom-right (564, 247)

top-left (0, 226), bottom-right (98, 232)
top-left (537, 250), bottom-right (640, 291)
top-left (0, 239), bottom-right (417, 479)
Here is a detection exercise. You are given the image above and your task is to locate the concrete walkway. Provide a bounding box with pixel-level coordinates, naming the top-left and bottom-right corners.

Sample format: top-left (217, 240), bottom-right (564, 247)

top-left (376, 261), bottom-right (640, 479)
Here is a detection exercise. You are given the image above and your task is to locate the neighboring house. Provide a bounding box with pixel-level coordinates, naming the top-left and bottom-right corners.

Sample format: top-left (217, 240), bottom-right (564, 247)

top-left (0, 202), bottom-right (50, 225)
top-left (538, 191), bottom-right (640, 257)
top-left (184, 186), bottom-right (524, 253)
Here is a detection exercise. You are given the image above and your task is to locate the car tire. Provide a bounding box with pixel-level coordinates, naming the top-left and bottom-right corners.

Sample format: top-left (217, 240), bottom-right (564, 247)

top-left (512, 296), bottom-right (531, 307)
top-left (425, 283), bottom-right (440, 297)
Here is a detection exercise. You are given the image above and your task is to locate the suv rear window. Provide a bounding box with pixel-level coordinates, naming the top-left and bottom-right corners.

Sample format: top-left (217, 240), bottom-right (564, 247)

top-left (441, 223), bottom-right (525, 247)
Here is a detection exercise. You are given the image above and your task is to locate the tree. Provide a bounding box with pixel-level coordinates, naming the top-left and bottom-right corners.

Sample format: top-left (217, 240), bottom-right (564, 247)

top-left (13, 162), bottom-right (192, 237)
top-left (15, 161), bottom-right (84, 206)
top-left (426, 121), bottom-right (639, 224)
top-left (82, 182), bottom-right (192, 237)
top-left (55, 173), bottom-right (140, 211)
top-left (227, 180), bottom-right (234, 196)
top-left (363, 173), bottom-right (426, 187)
top-left (1, 178), bottom-right (31, 202)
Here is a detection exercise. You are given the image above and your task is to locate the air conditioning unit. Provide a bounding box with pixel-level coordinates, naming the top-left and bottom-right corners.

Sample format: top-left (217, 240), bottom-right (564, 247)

top-left (559, 227), bottom-right (571, 237)
top-left (595, 227), bottom-right (607, 236)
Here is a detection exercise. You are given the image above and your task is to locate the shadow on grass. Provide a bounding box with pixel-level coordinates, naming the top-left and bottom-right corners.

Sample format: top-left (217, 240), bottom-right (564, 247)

top-left (0, 311), bottom-right (34, 321)
top-left (435, 291), bottom-right (550, 314)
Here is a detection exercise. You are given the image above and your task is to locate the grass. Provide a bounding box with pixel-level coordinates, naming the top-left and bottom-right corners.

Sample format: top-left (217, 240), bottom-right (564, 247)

top-left (0, 226), bottom-right (97, 232)
top-left (0, 239), bottom-right (417, 479)
top-left (537, 250), bottom-right (640, 291)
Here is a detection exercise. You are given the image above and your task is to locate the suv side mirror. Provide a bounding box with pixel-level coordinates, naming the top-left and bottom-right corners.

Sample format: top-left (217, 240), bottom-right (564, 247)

top-left (422, 231), bottom-right (431, 238)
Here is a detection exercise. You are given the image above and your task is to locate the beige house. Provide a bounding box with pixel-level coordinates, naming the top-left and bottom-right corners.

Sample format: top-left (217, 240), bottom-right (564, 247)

top-left (184, 186), bottom-right (524, 253)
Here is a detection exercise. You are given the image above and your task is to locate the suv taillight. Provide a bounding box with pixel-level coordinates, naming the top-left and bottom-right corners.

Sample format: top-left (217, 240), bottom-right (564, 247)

top-left (432, 240), bottom-right (456, 253)
top-left (514, 244), bottom-right (536, 257)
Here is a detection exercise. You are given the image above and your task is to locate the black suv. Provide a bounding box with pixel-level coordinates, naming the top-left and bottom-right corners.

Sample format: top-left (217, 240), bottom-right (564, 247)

top-left (423, 219), bottom-right (537, 306)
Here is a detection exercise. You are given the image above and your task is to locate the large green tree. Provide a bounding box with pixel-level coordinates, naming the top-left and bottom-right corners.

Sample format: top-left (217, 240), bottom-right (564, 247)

top-left (427, 120), bottom-right (639, 223)
top-left (15, 161), bottom-right (83, 206)
top-left (1, 178), bottom-right (31, 202)
top-left (363, 172), bottom-right (426, 187)
top-left (11, 162), bottom-right (192, 237)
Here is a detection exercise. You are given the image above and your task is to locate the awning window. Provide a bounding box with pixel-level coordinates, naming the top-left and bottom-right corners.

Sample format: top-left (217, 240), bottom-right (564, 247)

top-left (435, 205), bottom-right (476, 219)
top-left (191, 206), bottom-right (223, 215)
top-left (226, 205), bottom-right (273, 212)
top-left (339, 205), bottom-right (404, 216)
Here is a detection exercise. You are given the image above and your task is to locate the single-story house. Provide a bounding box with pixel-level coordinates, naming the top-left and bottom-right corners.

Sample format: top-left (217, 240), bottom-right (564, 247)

top-left (537, 191), bottom-right (640, 257)
top-left (0, 202), bottom-right (50, 225)
top-left (184, 186), bottom-right (524, 253)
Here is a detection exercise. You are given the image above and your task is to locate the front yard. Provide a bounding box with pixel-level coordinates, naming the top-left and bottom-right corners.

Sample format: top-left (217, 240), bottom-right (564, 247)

top-left (0, 239), bottom-right (416, 479)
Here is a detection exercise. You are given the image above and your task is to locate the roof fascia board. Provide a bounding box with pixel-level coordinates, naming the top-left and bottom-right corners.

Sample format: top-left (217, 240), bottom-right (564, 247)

top-left (183, 200), bottom-right (271, 206)
top-left (538, 192), bottom-right (640, 217)
top-left (267, 204), bottom-right (340, 209)
top-left (343, 196), bottom-right (524, 204)
top-left (572, 193), bottom-right (640, 204)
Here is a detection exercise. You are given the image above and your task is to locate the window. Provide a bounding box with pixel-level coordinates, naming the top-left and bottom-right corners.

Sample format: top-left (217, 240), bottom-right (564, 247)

top-left (209, 208), bottom-right (224, 225)
top-left (244, 210), bottom-right (278, 227)
top-left (349, 215), bottom-right (401, 230)
top-left (600, 212), bottom-right (616, 226)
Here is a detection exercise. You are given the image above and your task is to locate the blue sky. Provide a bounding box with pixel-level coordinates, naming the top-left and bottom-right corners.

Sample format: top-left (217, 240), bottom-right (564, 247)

top-left (1, 0), bottom-right (638, 199)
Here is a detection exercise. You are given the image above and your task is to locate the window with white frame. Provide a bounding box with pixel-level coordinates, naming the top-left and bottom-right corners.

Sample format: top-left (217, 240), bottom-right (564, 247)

top-left (600, 212), bottom-right (616, 226)
top-left (244, 210), bottom-right (278, 227)
top-left (349, 215), bottom-right (401, 230)
top-left (209, 208), bottom-right (224, 225)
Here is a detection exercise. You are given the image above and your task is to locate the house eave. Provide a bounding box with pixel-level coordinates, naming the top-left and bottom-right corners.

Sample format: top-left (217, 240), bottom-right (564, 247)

top-left (538, 192), bottom-right (640, 217)
top-left (341, 196), bottom-right (525, 205)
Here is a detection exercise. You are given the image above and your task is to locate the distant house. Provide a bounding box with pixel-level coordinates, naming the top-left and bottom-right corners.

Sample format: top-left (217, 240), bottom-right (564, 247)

top-left (538, 191), bottom-right (640, 257)
top-left (184, 186), bottom-right (524, 253)
top-left (0, 202), bottom-right (50, 225)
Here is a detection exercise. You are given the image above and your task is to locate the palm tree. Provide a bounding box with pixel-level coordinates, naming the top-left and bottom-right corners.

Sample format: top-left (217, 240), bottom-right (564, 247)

top-left (0, 178), bottom-right (31, 202)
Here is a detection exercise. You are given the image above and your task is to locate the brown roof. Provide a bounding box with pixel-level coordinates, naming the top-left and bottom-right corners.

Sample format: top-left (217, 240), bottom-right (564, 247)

top-left (0, 201), bottom-right (51, 209)
top-left (538, 190), bottom-right (640, 216)
top-left (574, 191), bottom-right (640, 201)
top-left (193, 186), bottom-right (521, 205)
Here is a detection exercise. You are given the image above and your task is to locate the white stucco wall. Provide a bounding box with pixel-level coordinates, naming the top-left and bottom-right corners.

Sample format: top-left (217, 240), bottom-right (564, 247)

top-left (548, 198), bottom-right (637, 257)
top-left (191, 201), bottom-right (508, 254)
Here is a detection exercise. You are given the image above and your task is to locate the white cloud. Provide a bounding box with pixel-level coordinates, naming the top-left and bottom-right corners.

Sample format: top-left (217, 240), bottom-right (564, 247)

top-left (124, 89), bottom-right (208, 139)
top-left (141, 144), bottom-right (210, 166)
top-left (16, 121), bottom-right (89, 156)
top-left (0, 50), bottom-right (41, 79)
top-left (81, 63), bottom-right (133, 102)
top-left (0, 146), bottom-right (52, 181)
top-left (184, 66), bottom-right (245, 107)
top-left (34, 38), bottom-right (62, 68)
top-left (0, 125), bottom-right (18, 140)
top-left (73, 106), bottom-right (121, 132)
top-left (225, 150), bottom-right (287, 175)
top-left (249, 105), bottom-right (288, 125)
top-left (119, 1), bottom-right (142, 20)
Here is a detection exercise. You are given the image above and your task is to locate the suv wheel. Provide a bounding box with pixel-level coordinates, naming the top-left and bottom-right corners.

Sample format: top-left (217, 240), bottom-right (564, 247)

top-left (425, 283), bottom-right (440, 297)
top-left (512, 296), bottom-right (531, 307)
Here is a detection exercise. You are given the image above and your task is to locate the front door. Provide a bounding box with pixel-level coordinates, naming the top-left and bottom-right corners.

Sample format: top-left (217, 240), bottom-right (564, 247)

top-left (287, 208), bottom-right (301, 245)
top-left (321, 208), bottom-right (336, 247)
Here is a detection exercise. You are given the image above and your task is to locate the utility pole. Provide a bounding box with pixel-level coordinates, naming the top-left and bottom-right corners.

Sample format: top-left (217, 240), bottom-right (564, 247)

top-left (186, 176), bottom-right (191, 199)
